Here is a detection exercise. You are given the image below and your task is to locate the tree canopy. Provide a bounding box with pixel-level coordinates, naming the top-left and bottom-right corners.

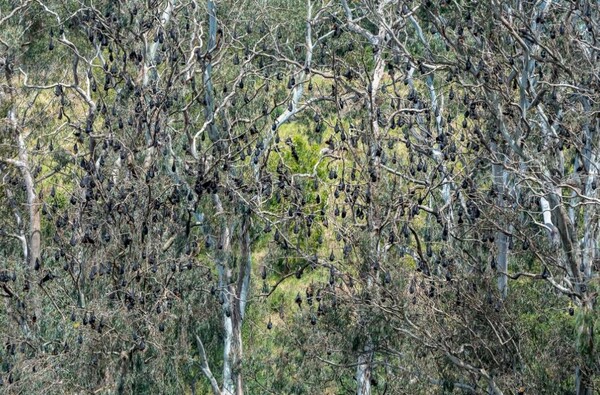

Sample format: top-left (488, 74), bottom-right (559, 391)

top-left (0, 0), bottom-right (598, 394)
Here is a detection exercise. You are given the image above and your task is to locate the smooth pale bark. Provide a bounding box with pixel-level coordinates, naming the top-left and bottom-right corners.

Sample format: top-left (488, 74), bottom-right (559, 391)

top-left (251, 0), bottom-right (318, 183)
top-left (356, 346), bottom-right (373, 395)
top-left (203, 0), bottom-right (219, 143)
top-left (207, 204), bottom-right (252, 395)
top-left (6, 109), bottom-right (41, 269)
top-left (498, 1), bottom-right (594, 392)
top-left (491, 141), bottom-right (508, 299)
top-left (205, 2), bottom-right (320, 389)
top-left (212, 195), bottom-right (235, 395)
top-left (574, 99), bottom-right (597, 395)
top-left (1, 84), bottom-right (36, 336)
top-left (142, 0), bottom-right (176, 170)
top-left (410, 16), bottom-right (455, 226)
top-left (340, 2), bottom-right (387, 393)
top-left (143, 0), bottom-right (175, 86)
top-left (196, 335), bottom-right (221, 395)
top-left (195, 2), bottom-right (249, 393)
top-left (201, 1), bottom-right (319, 390)
top-left (227, 215), bottom-right (252, 395)
top-left (197, 2), bottom-right (247, 393)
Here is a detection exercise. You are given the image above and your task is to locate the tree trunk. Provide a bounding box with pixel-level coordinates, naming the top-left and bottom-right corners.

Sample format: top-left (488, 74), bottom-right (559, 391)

top-left (212, 199), bottom-right (252, 395)
top-left (491, 141), bottom-right (508, 299)
top-left (9, 110), bottom-right (41, 269)
top-left (222, 310), bottom-right (235, 395)
top-left (575, 104), bottom-right (596, 395)
top-left (217, 214), bottom-right (234, 394)
top-left (575, 297), bottom-right (595, 395)
top-left (228, 214), bottom-right (252, 395)
top-left (356, 347), bottom-right (373, 395)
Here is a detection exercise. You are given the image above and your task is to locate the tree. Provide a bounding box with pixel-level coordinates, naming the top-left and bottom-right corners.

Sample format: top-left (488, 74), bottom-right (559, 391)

top-left (0, 0), bottom-right (598, 394)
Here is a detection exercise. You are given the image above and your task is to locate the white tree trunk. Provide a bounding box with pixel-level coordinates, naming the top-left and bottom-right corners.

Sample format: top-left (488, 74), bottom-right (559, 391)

top-left (356, 346), bottom-right (373, 395)
top-left (6, 109), bottom-right (41, 269)
top-left (491, 142), bottom-right (508, 298)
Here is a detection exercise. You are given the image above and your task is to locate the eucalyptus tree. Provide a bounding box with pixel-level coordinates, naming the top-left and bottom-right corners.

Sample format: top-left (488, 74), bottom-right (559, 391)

top-left (1, 0), bottom-right (333, 393)
top-left (1, 0), bottom-right (221, 392)
top-left (418, 1), bottom-right (600, 393)
top-left (0, 0), bottom-right (284, 392)
top-left (189, 0), bottom-right (333, 392)
top-left (339, 0), bottom-right (599, 394)
top-left (261, 0), bottom-right (458, 393)
top-left (1, 0), bottom-right (598, 394)
top-left (281, 0), bottom-right (600, 394)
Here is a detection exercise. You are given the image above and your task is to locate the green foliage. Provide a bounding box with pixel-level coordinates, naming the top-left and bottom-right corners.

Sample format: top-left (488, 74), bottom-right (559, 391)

top-left (1, 0), bottom-right (599, 394)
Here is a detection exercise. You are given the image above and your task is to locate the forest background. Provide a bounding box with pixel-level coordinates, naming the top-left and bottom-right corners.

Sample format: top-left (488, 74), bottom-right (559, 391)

top-left (0, 0), bottom-right (598, 394)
